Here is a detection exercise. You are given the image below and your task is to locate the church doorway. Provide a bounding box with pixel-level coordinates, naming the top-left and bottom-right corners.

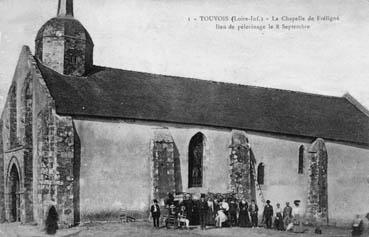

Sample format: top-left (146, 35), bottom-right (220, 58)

top-left (9, 164), bottom-right (21, 222)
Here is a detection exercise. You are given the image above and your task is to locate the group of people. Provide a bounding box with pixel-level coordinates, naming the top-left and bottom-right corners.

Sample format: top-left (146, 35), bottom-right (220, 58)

top-left (150, 192), bottom-right (305, 233)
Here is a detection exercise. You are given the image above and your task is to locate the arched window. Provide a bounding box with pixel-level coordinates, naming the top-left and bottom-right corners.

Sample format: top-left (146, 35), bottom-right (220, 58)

top-left (188, 132), bottom-right (204, 188)
top-left (298, 145), bottom-right (304, 174)
top-left (257, 163), bottom-right (264, 185)
top-left (9, 163), bottom-right (20, 222)
top-left (9, 86), bottom-right (17, 147)
top-left (24, 82), bottom-right (32, 145)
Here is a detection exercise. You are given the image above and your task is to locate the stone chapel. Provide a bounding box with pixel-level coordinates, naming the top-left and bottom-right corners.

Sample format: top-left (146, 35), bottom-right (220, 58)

top-left (1, 0), bottom-right (369, 228)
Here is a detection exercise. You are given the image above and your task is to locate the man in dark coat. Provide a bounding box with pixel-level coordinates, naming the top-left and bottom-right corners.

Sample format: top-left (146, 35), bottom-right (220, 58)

top-left (150, 199), bottom-right (161, 228)
top-left (229, 199), bottom-right (238, 226)
top-left (263, 200), bottom-right (274, 229)
top-left (283, 202), bottom-right (293, 229)
top-left (182, 193), bottom-right (194, 224)
top-left (199, 194), bottom-right (209, 230)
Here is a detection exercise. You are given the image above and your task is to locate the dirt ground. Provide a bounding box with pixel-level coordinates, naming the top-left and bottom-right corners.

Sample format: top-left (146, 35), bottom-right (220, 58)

top-left (0, 221), bottom-right (364, 237)
top-left (76, 221), bottom-right (357, 237)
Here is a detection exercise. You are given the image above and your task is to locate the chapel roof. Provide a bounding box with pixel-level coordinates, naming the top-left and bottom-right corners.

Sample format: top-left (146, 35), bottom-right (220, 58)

top-left (36, 60), bottom-right (369, 146)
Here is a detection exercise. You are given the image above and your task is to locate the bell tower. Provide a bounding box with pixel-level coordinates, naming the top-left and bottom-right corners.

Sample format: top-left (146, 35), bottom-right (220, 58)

top-left (57, 0), bottom-right (74, 17)
top-left (35, 0), bottom-right (94, 76)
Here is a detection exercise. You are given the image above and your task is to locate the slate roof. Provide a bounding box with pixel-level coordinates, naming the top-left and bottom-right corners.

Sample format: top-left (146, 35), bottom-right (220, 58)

top-left (35, 17), bottom-right (93, 44)
top-left (37, 60), bottom-right (369, 146)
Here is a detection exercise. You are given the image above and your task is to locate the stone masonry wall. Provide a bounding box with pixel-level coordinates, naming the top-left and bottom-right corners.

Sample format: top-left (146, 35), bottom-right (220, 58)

top-left (151, 128), bottom-right (178, 203)
top-left (229, 130), bottom-right (254, 202)
top-left (34, 49), bottom-right (77, 227)
top-left (55, 114), bottom-right (75, 226)
top-left (41, 35), bottom-right (65, 75)
top-left (64, 34), bottom-right (93, 76)
top-left (0, 46), bottom-right (80, 226)
top-left (1, 52), bottom-right (34, 224)
top-left (0, 120), bottom-right (4, 222)
top-left (20, 74), bottom-right (34, 223)
top-left (36, 104), bottom-right (76, 228)
top-left (73, 124), bottom-right (81, 225)
top-left (306, 138), bottom-right (328, 224)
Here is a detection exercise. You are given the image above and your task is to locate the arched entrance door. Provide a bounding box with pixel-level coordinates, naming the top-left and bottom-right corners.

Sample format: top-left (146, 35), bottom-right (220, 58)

top-left (9, 164), bottom-right (20, 222)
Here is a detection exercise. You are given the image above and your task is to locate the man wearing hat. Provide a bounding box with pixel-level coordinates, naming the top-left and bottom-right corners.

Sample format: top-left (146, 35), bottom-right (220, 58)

top-left (150, 199), bottom-right (161, 228)
top-left (199, 193), bottom-right (209, 230)
top-left (182, 193), bottom-right (194, 225)
top-left (263, 200), bottom-right (274, 229)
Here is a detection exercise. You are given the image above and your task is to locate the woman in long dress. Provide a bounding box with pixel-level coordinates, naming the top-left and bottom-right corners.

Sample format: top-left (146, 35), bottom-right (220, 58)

top-left (206, 198), bottom-right (215, 225)
top-left (238, 199), bottom-right (250, 227)
top-left (291, 200), bottom-right (304, 233)
top-left (274, 203), bottom-right (284, 230)
top-left (45, 206), bottom-right (58, 235)
top-left (213, 199), bottom-right (220, 224)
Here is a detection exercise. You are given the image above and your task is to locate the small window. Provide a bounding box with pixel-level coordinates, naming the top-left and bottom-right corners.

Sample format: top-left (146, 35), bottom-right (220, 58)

top-left (298, 145), bottom-right (304, 174)
top-left (71, 55), bottom-right (77, 64)
top-left (257, 163), bottom-right (264, 185)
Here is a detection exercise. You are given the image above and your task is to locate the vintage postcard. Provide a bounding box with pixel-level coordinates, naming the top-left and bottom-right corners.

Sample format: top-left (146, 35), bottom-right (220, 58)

top-left (0, 0), bottom-right (368, 236)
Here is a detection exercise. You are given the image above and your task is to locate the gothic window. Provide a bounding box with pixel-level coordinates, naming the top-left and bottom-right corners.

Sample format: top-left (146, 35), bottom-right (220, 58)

top-left (298, 145), bottom-right (304, 174)
top-left (9, 86), bottom-right (17, 147)
top-left (257, 163), bottom-right (264, 185)
top-left (188, 132), bottom-right (204, 188)
top-left (24, 82), bottom-right (32, 142)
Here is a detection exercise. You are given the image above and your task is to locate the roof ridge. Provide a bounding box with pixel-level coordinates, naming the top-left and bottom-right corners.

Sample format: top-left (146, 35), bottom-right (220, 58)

top-left (343, 93), bottom-right (369, 118)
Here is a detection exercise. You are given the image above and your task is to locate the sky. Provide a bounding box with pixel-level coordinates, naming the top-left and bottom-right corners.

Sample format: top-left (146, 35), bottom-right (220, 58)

top-left (0, 0), bottom-right (369, 112)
